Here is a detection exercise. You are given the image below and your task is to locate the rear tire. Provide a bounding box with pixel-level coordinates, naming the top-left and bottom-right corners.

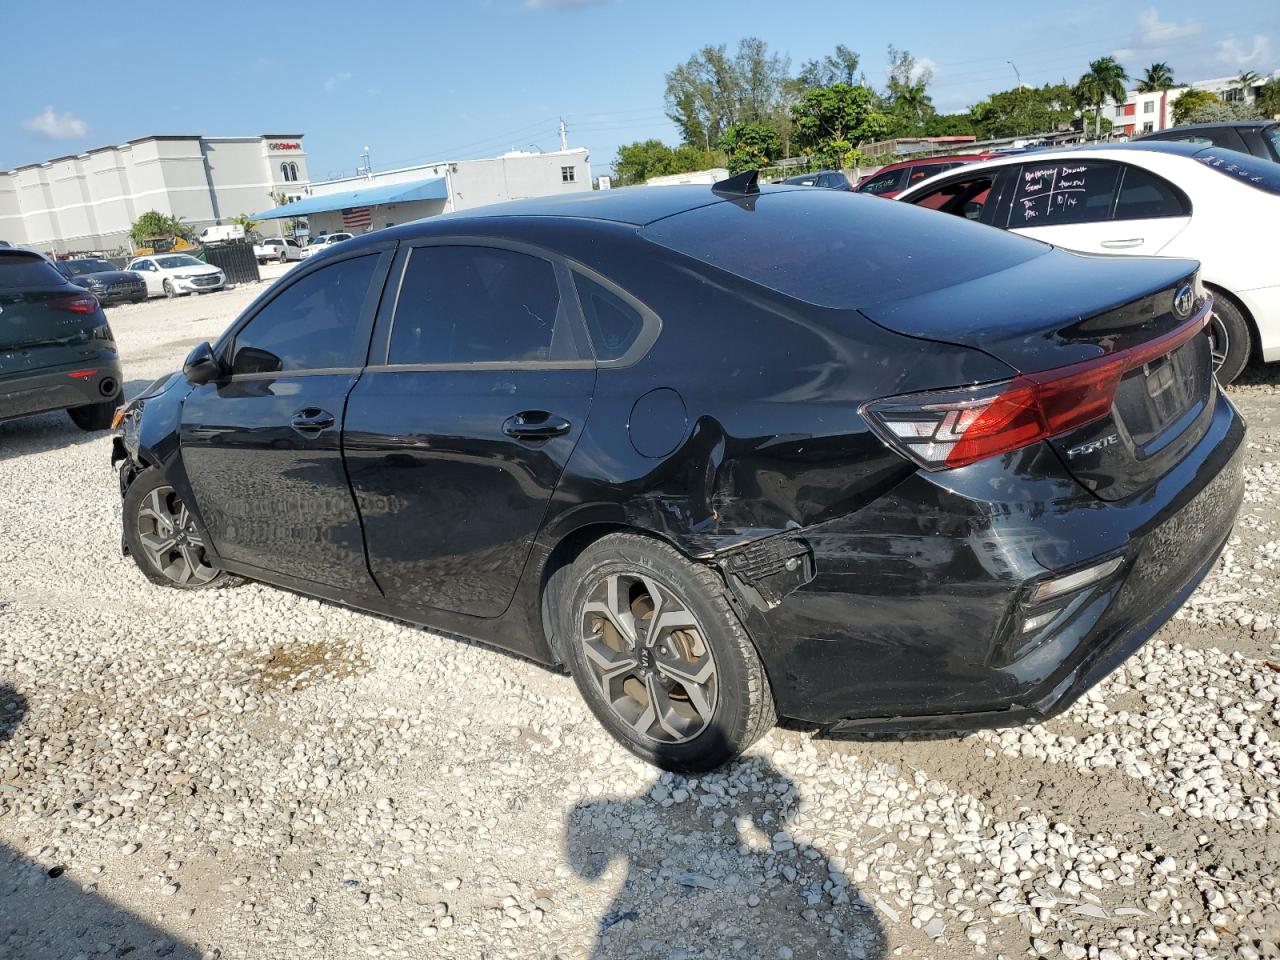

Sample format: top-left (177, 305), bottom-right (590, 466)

top-left (123, 468), bottom-right (232, 590)
top-left (1208, 292), bottom-right (1251, 385)
top-left (557, 533), bottom-right (776, 772)
top-left (68, 400), bottom-right (117, 431)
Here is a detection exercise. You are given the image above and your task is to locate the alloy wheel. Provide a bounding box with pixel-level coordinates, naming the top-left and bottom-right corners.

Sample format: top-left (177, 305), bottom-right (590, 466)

top-left (1208, 311), bottom-right (1229, 373)
top-left (136, 485), bottom-right (218, 585)
top-left (579, 572), bottom-right (718, 744)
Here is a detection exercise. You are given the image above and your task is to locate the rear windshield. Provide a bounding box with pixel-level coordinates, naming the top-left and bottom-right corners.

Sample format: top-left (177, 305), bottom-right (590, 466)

top-left (641, 189), bottom-right (1046, 309)
top-left (1196, 148), bottom-right (1280, 195)
top-left (0, 253), bottom-right (64, 290)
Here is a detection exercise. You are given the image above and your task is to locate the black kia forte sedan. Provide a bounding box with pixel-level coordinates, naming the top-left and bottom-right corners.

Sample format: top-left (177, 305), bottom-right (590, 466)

top-left (111, 173), bottom-right (1245, 771)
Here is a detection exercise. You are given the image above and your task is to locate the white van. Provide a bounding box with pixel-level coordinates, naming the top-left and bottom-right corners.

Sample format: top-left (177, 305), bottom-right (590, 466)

top-left (197, 224), bottom-right (246, 244)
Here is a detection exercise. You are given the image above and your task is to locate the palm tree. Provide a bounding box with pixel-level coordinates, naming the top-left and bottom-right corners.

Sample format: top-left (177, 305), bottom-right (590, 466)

top-left (1234, 70), bottom-right (1263, 100)
top-left (1077, 56), bottom-right (1130, 139)
top-left (1137, 62), bottom-right (1177, 93)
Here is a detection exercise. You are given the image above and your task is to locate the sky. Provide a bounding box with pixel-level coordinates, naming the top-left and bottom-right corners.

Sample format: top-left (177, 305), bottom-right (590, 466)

top-left (3, 0), bottom-right (1278, 181)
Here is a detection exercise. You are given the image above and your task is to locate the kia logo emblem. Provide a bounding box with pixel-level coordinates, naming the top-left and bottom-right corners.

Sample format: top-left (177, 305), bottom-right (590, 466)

top-left (1173, 283), bottom-right (1194, 319)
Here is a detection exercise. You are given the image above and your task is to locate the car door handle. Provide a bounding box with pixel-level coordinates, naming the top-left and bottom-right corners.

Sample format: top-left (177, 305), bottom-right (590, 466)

top-left (502, 411), bottom-right (572, 441)
top-left (1100, 238), bottom-right (1144, 249)
top-left (291, 408), bottom-right (336, 433)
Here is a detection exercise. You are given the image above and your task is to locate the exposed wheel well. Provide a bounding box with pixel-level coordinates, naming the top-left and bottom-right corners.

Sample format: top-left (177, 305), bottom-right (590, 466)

top-left (1204, 282), bottom-right (1260, 361)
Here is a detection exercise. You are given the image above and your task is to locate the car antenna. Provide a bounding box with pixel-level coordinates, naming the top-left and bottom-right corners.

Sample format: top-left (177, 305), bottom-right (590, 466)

top-left (712, 170), bottom-right (759, 195)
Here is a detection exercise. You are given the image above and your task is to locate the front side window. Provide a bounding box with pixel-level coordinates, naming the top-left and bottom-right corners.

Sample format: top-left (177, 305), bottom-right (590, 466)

top-left (231, 254), bottom-right (379, 375)
top-left (857, 167), bottom-right (907, 195)
top-left (1113, 165), bottom-right (1189, 219)
top-left (388, 246), bottom-right (571, 365)
top-left (561, 165), bottom-right (576, 183)
top-left (1008, 162), bottom-right (1120, 227)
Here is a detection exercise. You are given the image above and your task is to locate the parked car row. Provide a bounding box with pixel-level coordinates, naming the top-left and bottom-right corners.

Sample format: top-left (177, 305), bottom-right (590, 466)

top-left (104, 170), bottom-right (1253, 771)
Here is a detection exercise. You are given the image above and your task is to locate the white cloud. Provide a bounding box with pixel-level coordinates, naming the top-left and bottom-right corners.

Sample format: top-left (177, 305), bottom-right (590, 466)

top-left (524, 0), bottom-right (607, 9)
top-left (22, 106), bottom-right (89, 140)
top-left (1112, 7), bottom-right (1202, 61)
top-left (322, 71), bottom-right (352, 93)
top-left (914, 56), bottom-right (939, 83)
top-left (1216, 34), bottom-right (1272, 68)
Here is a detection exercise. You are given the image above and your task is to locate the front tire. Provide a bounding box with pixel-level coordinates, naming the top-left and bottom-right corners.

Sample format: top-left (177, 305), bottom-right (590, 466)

top-left (163, 279), bottom-right (177, 299)
top-left (1208, 292), bottom-right (1251, 385)
top-left (68, 400), bottom-right (116, 431)
top-left (123, 468), bottom-right (228, 589)
top-left (558, 533), bottom-right (776, 772)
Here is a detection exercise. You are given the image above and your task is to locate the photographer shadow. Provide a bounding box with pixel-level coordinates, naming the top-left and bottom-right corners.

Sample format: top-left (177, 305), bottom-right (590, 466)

top-left (566, 730), bottom-right (886, 960)
top-left (0, 682), bottom-right (202, 959)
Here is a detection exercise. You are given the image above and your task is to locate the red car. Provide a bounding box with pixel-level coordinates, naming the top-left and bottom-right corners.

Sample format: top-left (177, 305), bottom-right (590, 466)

top-left (855, 155), bottom-right (991, 198)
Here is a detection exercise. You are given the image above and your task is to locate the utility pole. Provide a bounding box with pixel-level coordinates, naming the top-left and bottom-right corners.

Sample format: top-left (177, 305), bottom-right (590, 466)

top-left (1008, 61), bottom-right (1022, 88)
top-left (559, 118), bottom-right (568, 152)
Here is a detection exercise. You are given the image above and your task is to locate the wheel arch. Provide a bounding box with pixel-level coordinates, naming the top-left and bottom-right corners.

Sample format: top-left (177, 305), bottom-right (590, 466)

top-left (536, 520), bottom-right (710, 667)
top-left (1203, 281), bottom-right (1261, 362)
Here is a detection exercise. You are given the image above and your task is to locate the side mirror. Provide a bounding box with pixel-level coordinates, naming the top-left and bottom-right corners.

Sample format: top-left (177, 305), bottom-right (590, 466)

top-left (183, 342), bottom-right (223, 385)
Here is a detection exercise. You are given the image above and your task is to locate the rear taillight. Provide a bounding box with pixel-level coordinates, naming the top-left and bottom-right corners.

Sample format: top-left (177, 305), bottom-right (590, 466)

top-left (50, 294), bottom-right (99, 314)
top-left (861, 296), bottom-right (1213, 471)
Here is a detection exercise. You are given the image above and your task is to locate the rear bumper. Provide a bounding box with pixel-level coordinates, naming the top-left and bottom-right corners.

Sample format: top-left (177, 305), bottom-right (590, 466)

top-left (748, 386), bottom-right (1246, 729)
top-left (0, 357), bottom-right (124, 424)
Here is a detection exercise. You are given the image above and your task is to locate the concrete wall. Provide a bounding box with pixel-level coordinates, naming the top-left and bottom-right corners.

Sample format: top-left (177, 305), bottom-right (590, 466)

top-left (0, 135), bottom-right (308, 254)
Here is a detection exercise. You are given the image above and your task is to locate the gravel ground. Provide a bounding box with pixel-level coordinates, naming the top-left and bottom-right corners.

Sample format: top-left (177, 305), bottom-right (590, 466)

top-left (1, 272), bottom-right (1278, 960)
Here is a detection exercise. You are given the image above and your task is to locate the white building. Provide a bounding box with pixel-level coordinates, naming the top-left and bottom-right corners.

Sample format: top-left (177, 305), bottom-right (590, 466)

top-left (254, 147), bottom-right (592, 237)
top-left (645, 167), bottom-right (730, 186)
top-left (0, 134), bottom-right (310, 254)
top-left (1108, 68), bottom-right (1279, 138)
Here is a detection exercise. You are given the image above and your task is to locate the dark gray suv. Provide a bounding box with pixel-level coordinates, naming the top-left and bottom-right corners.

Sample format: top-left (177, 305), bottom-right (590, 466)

top-left (1, 248), bottom-right (123, 431)
top-left (1138, 120), bottom-right (1280, 163)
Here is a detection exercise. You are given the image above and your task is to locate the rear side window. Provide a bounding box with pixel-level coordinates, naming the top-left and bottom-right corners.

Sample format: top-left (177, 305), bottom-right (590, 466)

top-left (1008, 161), bottom-right (1120, 227)
top-left (1114, 165), bottom-right (1189, 219)
top-left (574, 273), bottom-right (645, 362)
top-left (643, 188), bottom-right (1044, 310)
top-left (0, 254), bottom-right (63, 289)
top-left (232, 254), bottom-right (378, 374)
top-left (388, 246), bottom-right (574, 365)
top-left (1196, 149), bottom-right (1280, 195)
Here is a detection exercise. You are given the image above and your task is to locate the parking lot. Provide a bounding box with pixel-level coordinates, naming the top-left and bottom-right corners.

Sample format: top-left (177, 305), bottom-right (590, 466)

top-left (1, 272), bottom-right (1278, 960)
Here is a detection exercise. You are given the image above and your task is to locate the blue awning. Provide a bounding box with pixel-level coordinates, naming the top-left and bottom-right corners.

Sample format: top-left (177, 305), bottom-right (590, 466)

top-left (252, 176), bottom-right (448, 220)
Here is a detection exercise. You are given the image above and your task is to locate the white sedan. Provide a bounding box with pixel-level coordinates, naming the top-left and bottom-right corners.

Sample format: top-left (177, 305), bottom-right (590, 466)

top-left (301, 232), bottom-right (354, 258)
top-left (896, 142), bottom-right (1280, 383)
top-left (126, 254), bottom-right (226, 299)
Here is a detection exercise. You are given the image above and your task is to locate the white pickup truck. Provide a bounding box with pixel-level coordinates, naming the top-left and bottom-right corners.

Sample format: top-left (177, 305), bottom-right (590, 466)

top-left (253, 237), bottom-right (304, 264)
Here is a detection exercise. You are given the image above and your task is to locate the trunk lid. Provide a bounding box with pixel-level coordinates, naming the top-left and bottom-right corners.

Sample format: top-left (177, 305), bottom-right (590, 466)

top-left (1, 253), bottom-right (107, 377)
top-left (860, 249), bottom-right (1213, 501)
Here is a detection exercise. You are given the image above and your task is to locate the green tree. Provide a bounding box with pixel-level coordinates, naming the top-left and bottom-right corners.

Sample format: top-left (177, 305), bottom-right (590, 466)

top-left (1234, 70), bottom-right (1263, 95)
top-left (797, 44), bottom-right (861, 88)
top-left (720, 122), bottom-right (783, 173)
top-left (1172, 88), bottom-right (1224, 125)
top-left (1075, 56), bottom-right (1129, 139)
top-left (664, 38), bottom-right (792, 150)
top-left (129, 210), bottom-right (176, 247)
top-left (612, 139), bottom-right (722, 185)
top-left (230, 213), bottom-right (258, 235)
top-left (922, 112), bottom-right (976, 137)
top-left (1257, 78), bottom-right (1280, 119)
top-left (1136, 62), bottom-right (1177, 93)
top-left (883, 46), bottom-right (935, 135)
top-left (970, 83), bottom-right (1075, 138)
top-left (791, 83), bottom-right (893, 168)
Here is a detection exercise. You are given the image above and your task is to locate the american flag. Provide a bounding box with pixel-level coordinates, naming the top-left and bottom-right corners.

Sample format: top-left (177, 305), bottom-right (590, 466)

top-left (342, 206), bottom-right (372, 230)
